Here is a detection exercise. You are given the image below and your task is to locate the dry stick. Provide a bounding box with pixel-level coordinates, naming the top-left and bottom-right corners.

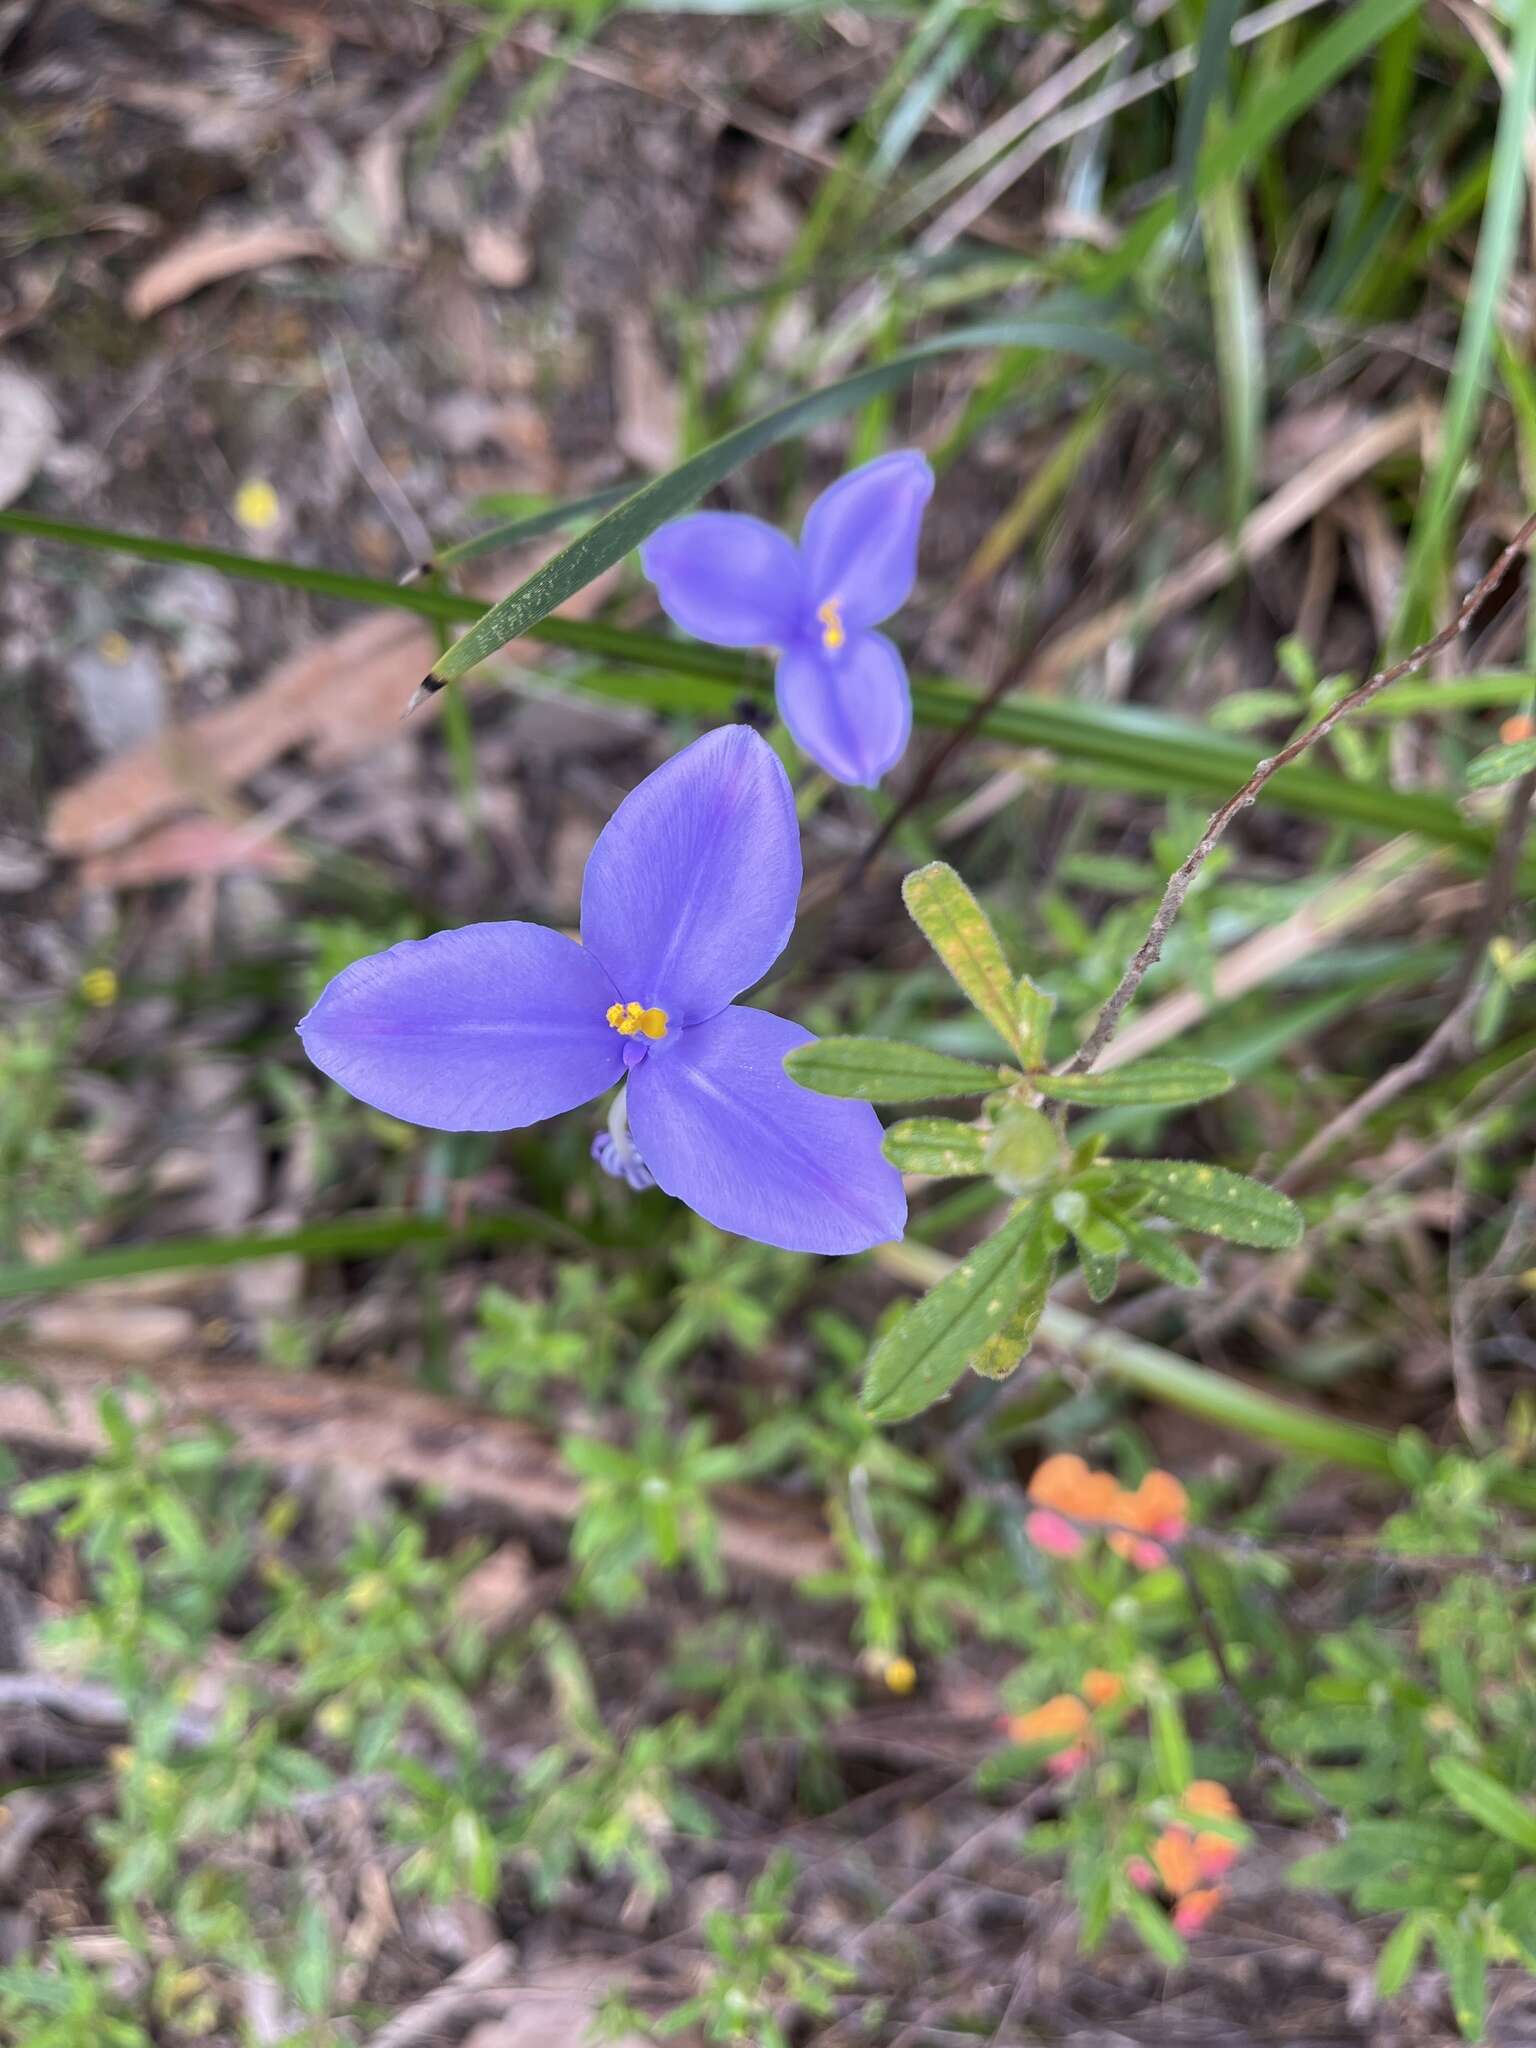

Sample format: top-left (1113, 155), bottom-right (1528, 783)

top-left (1068, 511), bottom-right (1536, 1077)
top-left (1172, 1547), bottom-right (1346, 1834)
top-left (1276, 765), bottom-right (1536, 1190)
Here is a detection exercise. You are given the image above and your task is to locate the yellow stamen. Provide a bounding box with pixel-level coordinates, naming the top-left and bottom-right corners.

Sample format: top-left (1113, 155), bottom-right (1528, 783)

top-left (606, 999), bottom-right (669, 1040)
top-left (817, 597), bottom-right (846, 652)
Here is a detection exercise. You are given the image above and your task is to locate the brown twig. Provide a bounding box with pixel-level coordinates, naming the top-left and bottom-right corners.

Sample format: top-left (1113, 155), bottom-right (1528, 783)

top-left (1172, 1548), bottom-right (1347, 1835)
top-left (0, 1352), bottom-right (838, 1584)
top-left (1276, 765), bottom-right (1536, 1191)
top-left (1067, 512), bottom-right (1536, 1077)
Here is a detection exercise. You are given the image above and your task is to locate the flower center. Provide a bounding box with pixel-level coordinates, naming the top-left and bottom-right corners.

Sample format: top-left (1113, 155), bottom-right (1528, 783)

top-left (816, 597), bottom-right (846, 652)
top-left (606, 999), bottom-right (669, 1041)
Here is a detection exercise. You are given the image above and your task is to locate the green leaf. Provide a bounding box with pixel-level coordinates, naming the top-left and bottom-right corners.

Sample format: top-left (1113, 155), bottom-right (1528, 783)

top-left (1015, 974), bottom-right (1054, 1068)
top-left (882, 1118), bottom-right (989, 1176)
top-left (1431, 1916), bottom-right (1488, 2043)
top-left (1108, 1210), bottom-right (1202, 1290)
top-left (969, 1208), bottom-right (1056, 1381)
top-left (902, 862), bottom-right (1022, 1055)
top-left (1149, 1691), bottom-right (1194, 1795)
top-left (1115, 1160), bottom-right (1303, 1249)
top-left (783, 1036), bottom-right (1002, 1102)
top-left (1467, 736), bottom-right (1536, 788)
top-left (1431, 1758), bottom-right (1536, 1855)
top-left (1072, 1206), bottom-right (1126, 1304)
top-left (1376, 1911), bottom-right (1431, 1999)
top-left (863, 1203), bottom-right (1040, 1424)
top-left (1120, 1884), bottom-right (1187, 1967)
top-left (427, 320), bottom-right (1155, 685)
top-left (2, 510), bottom-right (1519, 867)
top-left (1034, 1058), bottom-right (1234, 1108)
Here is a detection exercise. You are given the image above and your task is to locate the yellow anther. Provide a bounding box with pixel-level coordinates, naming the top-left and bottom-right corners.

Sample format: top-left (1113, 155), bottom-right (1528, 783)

top-left (817, 598), bottom-right (846, 652)
top-left (606, 1000), bottom-right (669, 1040)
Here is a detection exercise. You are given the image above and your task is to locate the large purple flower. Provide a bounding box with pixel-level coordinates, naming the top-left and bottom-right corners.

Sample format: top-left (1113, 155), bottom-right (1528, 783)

top-left (639, 450), bottom-right (934, 789)
top-left (298, 727), bottom-right (906, 1255)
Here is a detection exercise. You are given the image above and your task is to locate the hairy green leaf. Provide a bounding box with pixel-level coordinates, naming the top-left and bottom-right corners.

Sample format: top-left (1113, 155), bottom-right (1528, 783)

top-left (882, 1118), bottom-right (989, 1176)
top-left (1115, 1160), bottom-right (1303, 1249)
top-left (784, 1036), bottom-right (1002, 1102)
top-left (902, 863), bottom-right (1022, 1055)
top-left (1432, 1757), bottom-right (1536, 1855)
top-left (1035, 1058), bottom-right (1234, 1108)
top-left (863, 1203), bottom-right (1040, 1424)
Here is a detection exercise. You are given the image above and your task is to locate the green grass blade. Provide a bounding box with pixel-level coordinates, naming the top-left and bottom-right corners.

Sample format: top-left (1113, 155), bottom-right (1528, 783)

top-left (5, 510), bottom-right (1521, 866)
top-left (1201, 165), bottom-right (1266, 528)
top-left (1393, 0), bottom-right (1536, 645)
top-left (0, 1211), bottom-right (575, 1302)
top-left (1174, 0), bottom-right (1243, 203)
top-left (426, 320), bottom-right (1156, 687)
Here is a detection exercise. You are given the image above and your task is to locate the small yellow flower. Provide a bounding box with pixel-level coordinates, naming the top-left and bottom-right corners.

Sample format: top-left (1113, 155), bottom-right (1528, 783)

top-left (97, 630), bottom-right (131, 664)
top-left (882, 1655), bottom-right (917, 1696)
top-left (79, 966), bottom-right (118, 1007)
top-left (234, 477), bottom-right (281, 533)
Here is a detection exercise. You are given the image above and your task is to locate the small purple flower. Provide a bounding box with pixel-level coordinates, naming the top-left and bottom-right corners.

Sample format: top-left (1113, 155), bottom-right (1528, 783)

top-left (640, 450), bottom-right (934, 789)
top-left (298, 727), bottom-right (906, 1256)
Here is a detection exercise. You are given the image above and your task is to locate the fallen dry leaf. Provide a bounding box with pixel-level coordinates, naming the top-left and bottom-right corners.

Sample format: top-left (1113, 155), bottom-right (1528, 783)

top-left (461, 1965), bottom-right (648, 2048)
top-left (48, 612), bottom-right (437, 859)
top-left (0, 1354), bottom-right (838, 1583)
top-left (126, 221), bottom-right (333, 319)
top-left (79, 816), bottom-right (306, 890)
top-left (25, 1301), bottom-right (199, 1364)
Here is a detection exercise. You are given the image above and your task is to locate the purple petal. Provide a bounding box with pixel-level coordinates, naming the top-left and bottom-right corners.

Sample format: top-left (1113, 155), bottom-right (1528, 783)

top-left (800, 449), bottom-right (934, 630)
top-left (639, 512), bottom-right (806, 647)
top-left (581, 726), bottom-right (800, 1025)
top-left (298, 924), bottom-right (623, 1131)
top-left (628, 1006), bottom-right (907, 1254)
top-left (775, 631), bottom-right (911, 788)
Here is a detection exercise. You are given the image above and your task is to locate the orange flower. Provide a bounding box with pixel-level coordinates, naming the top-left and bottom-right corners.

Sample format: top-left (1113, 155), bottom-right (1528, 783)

top-left (1151, 1827), bottom-right (1202, 1897)
top-left (1007, 1693), bottom-right (1090, 1747)
top-left (1082, 1669), bottom-right (1124, 1709)
top-left (1193, 1830), bottom-right (1240, 1881)
top-left (1500, 712), bottom-right (1536, 745)
top-left (1184, 1780), bottom-right (1237, 1821)
top-left (1108, 1469), bottom-right (1189, 1568)
top-left (1172, 1886), bottom-right (1223, 1935)
top-left (1007, 1693), bottom-right (1094, 1776)
top-left (1027, 1455), bottom-right (1130, 1557)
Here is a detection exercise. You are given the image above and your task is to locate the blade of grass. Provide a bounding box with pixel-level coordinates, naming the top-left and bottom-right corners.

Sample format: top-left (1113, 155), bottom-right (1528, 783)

top-left (0, 1209), bottom-right (583, 1303)
top-left (423, 317), bottom-right (1158, 689)
top-left (1201, 160), bottom-right (1265, 529)
top-left (1393, 0), bottom-right (1536, 646)
top-left (1174, 0), bottom-right (1244, 203)
top-left (5, 509), bottom-right (1521, 864)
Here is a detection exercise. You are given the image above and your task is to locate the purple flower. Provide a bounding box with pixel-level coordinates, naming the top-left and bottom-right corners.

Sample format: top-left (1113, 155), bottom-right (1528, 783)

top-left (639, 450), bottom-right (934, 789)
top-left (297, 727), bottom-right (906, 1256)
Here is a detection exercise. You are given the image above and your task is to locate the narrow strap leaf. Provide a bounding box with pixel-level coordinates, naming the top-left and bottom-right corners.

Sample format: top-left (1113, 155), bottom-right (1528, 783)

top-left (428, 318), bottom-right (1155, 686)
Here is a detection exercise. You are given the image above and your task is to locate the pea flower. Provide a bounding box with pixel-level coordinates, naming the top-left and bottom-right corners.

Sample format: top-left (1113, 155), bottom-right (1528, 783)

top-left (297, 726), bottom-right (906, 1256)
top-left (639, 450), bottom-right (934, 789)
